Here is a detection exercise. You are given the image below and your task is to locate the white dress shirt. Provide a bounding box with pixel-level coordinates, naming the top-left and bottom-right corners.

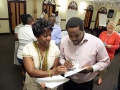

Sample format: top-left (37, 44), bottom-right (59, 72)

top-left (17, 25), bottom-right (37, 59)
top-left (60, 33), bottom-right (110, 83)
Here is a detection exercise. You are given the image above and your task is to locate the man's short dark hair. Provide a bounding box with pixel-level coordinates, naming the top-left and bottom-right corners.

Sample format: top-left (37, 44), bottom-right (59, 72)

top-left (20, 14), bottom-right (25, 22)
top-left (66, 17), bottom-right (84, 31)
top-left (22, 14), bottom-right (34, 25)
top-left (32, 18), bottom-right (52, 37)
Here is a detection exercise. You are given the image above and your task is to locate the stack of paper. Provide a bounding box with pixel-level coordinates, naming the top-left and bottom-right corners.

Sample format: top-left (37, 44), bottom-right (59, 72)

top-left (64, 67), bottom-right (87, 77)
top-left (36, 75), bottom-right (69, 89)
top-left (36, 66), bottom-right (87, 89)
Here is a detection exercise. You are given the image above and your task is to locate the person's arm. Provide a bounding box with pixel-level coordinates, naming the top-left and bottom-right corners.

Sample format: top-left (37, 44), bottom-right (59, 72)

top-left (23, 45), bottom-right (59, 78)
top-left (92, 39), bottom-right (110, 72)
top-left (59, 39), bottom-right (75, 69)
top-left (14, 26), bottom-right (19, 40)
top-left (81, 39), bottom-right (110, 74)
top-left (55, 27), bottom-right (62, 44)
top-left (109, 33), bottom-right (120, 50)
top-left (52, 57), bottom-right (59, 69)
top-left (23, 57), bottom-right (54, 77)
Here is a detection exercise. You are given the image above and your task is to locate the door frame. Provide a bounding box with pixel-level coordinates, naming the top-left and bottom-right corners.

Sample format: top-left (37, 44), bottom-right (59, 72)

top-left (42, 0), bottom-right (56, 17)
top-left (7, 0), bottom-right (26, 33)
top-left (84, 5), bottom-right (93, 29)
top-left (84, 10), bottom-right (93, 29)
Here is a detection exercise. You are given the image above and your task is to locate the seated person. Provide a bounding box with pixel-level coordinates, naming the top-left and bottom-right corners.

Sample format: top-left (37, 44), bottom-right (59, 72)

top-left (22, 18), bottom-right (66, 90)
top-left (14, 14), bottom-right (25, 65)
top-left (17, 14), bottom-right (37, 82)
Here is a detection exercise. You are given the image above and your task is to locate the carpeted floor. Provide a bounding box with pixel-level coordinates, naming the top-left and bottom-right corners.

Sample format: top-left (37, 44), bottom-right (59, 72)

top-left (0, 33), bottom-right (120, 90)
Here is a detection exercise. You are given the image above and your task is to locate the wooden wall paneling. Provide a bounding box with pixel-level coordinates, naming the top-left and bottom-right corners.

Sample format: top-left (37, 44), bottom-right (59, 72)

top-left (8, 1), bottom-right (26, 33)
top-left (20, 2), bottom-right (24, 22)
top-left (49, 5), bottom-right (53, 16)
top-left (16, 2), bottom-right (19, 25)
top-left (10, 2), bottom-right (16, 30)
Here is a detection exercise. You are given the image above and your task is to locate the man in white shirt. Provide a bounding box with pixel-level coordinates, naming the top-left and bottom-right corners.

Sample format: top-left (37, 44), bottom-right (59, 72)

top-left (14, 14), bottom-right (25, 65)
top-left (17, 14), bottom-right (37, 82)
top-left (60, 17), bottom-right (110, 90)
top-left (40, 8), bottom-right (48, 20)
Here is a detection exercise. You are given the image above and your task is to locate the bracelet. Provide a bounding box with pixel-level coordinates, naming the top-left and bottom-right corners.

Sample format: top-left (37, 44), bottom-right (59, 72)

top-left (48, 70), bottom-right (52, 77)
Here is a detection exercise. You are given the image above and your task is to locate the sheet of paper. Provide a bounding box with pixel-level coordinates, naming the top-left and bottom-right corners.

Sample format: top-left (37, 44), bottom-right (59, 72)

top-left (64, 67), bottom-right (87, 77)
top-left (99, 13), bottom-right (107, 26)
top-left (103, 42), bottom-right (107, 46)
top-left (36, 75), bottom-right (69, 89)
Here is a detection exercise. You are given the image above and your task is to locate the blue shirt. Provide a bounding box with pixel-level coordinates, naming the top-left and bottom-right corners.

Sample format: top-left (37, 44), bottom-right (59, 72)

top-left (51, 24), bottom-right (62, 44)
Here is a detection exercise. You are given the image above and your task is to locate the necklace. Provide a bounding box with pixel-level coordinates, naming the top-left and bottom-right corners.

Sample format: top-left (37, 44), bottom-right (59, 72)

top-left (33, 41), bottom-right (49, 71)
top-left (37, 46), bottom-right (46, 70)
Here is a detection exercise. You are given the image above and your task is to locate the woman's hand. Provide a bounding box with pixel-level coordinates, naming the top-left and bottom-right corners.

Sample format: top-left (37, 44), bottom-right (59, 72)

top-left (51, 65), bottom-right (67, 75)
top-left (57, 65), bottom-right (67, 74)
top-left (106, 45), bottom-right (112, 48)
top-left (40, 83), bottom-right (46, 89)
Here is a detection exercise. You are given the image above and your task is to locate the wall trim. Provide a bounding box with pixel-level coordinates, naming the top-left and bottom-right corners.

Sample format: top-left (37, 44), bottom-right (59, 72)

top-left (0, 33), bottom-right (10, 35)
top-left (61, 19), bottom-right (66, 21)
top-left (0, 18), bottom-right (9, 20)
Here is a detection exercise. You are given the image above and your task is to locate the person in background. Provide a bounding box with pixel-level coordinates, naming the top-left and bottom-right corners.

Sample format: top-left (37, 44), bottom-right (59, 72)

top-left (60, 17), bottom-right (110, 90)
top-left (17, 14), bottom-right (37, 82)
top-left (48, 15), bottom-right (62, 45)
top-left (22, 18), bottom-right (66, 90)
top-left (55, 11), bottom-right (61, 27)
top-left (40, 8), bottom-right (48, 20)
top-left (98, 21), bottom-right (120, 85)
top-left (14, 14), bottom-right (25, 65)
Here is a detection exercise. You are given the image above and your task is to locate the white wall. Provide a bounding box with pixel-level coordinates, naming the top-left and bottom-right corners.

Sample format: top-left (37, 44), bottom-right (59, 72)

top-left (26, 0), bottom-right (43, 18)
top-left (26, 0), bottom-right (34, 17)
top-left (1, 0), bottom-right (120, 33)
top-left (115, 12), bottom-right (120, 32)
top-left (0, 0), bottom-right (10, 33)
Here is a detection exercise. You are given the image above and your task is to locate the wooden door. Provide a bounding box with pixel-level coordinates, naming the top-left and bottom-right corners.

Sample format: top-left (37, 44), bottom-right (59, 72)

top-left (42, 4), bottom-right (56, 17)
top-left (84, 10), bottom-right (93, 29)
top-left (8, 1), bottom-right (26, 33)
top-left (94, 7), bottom-right (107, 30)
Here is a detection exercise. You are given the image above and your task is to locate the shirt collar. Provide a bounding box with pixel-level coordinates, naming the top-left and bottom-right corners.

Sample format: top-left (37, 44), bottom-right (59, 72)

top-left (68, 31), bottom-right (88, 46)
top-left (24, 25), bottom-right (31, 27)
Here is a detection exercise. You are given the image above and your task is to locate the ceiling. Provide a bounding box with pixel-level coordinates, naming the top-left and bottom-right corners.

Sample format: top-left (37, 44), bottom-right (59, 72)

top-left (74, 0), bottom-right (120, 2)
top-left (74, 0), bottom-right (120, 9)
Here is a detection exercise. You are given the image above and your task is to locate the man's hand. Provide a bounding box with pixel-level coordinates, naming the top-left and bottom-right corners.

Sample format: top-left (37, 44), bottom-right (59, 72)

top-left (64, 60), bottom-right (73, 69)
top-left (80, 64), bottom-right (93, 74)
